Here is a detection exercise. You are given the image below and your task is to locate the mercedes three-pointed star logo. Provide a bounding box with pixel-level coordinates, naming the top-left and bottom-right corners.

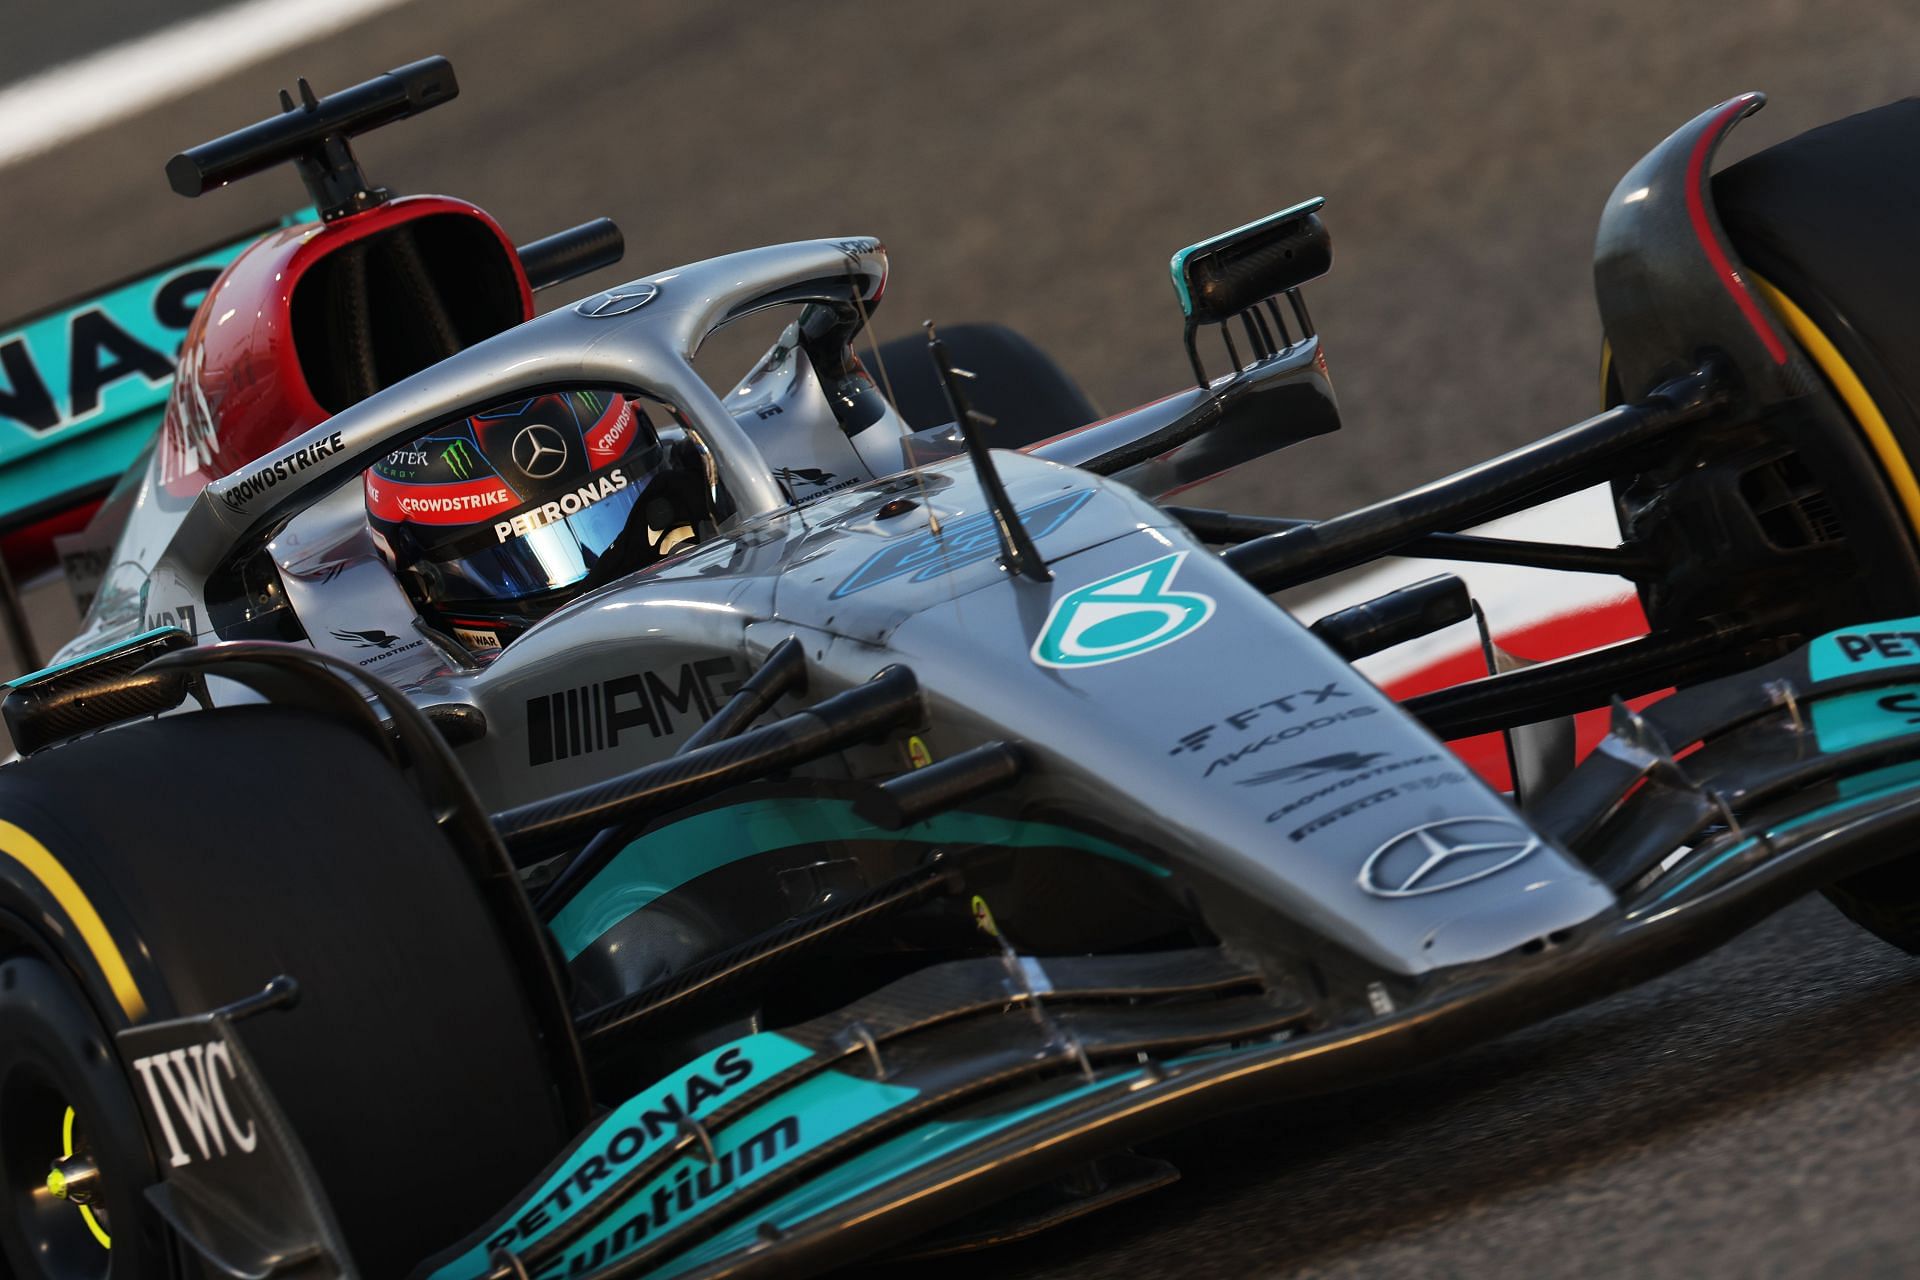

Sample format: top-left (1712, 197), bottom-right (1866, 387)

top-left (511, 424), bottom-right (569, 479)
top-left (1358, 816), bottom-right (1541, 898)
top-left (574, 283), bottom-right (659, 317)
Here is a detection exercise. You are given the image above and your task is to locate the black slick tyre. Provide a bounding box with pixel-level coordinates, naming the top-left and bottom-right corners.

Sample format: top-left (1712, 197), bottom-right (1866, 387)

top-left (1714, 99), bottom-right (1920, 954)
top-left (866, 322), bottom-right (1098, 447)
top-left (0, 704), bottom-right (576, 1275)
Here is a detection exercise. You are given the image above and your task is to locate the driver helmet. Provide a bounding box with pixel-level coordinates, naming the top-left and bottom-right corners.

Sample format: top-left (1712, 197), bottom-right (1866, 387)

top-left (364, 390), bottom-right (713, 653)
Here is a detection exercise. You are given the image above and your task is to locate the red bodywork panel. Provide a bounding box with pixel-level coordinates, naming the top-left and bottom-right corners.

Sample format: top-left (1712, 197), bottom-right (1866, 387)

top-left (156, 195), bottom-right (534, 501)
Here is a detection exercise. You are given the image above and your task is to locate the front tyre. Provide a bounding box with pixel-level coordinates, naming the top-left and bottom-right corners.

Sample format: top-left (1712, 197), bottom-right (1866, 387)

top-left (0, 704), bottom-right (577, 1276)
top-left (1714, 100), bottom-right (1920, 954)
top-left (1820, 858), bottom-right (1920, 955)
top-left (866, 322), bottom-right (1098, 447)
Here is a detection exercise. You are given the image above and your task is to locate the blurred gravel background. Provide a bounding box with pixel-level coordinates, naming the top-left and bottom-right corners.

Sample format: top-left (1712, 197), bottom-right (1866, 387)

top-left (2, 2), bottom-right (1917, 1275)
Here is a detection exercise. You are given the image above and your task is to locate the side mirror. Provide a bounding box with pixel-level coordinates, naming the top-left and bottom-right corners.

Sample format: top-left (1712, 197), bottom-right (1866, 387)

top-left (1170, 197), bottom-right (1332, 386)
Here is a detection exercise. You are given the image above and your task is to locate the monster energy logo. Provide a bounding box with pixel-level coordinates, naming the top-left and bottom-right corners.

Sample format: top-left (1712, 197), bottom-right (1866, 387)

top-left (442, 439), bottom-right (480, 479)
top-left (573, 390), bottom-right (604, 416)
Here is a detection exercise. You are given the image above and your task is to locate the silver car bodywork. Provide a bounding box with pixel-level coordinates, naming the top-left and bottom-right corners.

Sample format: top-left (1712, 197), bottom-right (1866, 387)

top-left (50, 236), bottom-right (1612, 978)
top-left (27, 91), bottom-right (1920, 1280)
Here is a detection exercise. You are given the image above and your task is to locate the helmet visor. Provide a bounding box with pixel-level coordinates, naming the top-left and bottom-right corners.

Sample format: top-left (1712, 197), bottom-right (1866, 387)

top-left (417, 469), bottom-right (647, 604)
top-left (365, 389), bottom-right (671, 613)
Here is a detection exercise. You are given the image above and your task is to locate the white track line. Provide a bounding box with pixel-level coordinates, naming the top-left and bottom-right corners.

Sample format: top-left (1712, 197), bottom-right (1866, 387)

top-left (0, 0), bottom-right (416, 171)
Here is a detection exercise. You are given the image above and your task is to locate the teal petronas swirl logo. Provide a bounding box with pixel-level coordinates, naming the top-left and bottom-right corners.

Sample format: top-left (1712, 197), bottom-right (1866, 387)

top-left (1032, 551), bottom-right (1215, 668)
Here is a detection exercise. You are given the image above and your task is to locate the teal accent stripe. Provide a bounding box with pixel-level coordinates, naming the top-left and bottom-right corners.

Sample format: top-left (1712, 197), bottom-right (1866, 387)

top-left (652, 1071), bottom-right (1140, 1279)
top-left (1168, 196), bottom-right (1325, 318)
top-left (1807, 613), bottom-right (1920, 680)
top-left (422, 1033), bottom-right (824, 1280)
top-left (426, 999), bottom-right (1272, 1277)
top-left (5, 626), bottom-right (179, 688)
top-left (550, 795), bottom-right (1167, 961)
top-left (0, 411), bottom-right (160, 524)
top-left (1805, 616), bottom-right (1920, 755)
top-left (649, 1039), bottom-right (1274, 1280)
top-left (1651, 762), bottom-right (1920, 906)
top-left (551, 1068), bottom-right (916, 1276)
top-left (1653, 610), bottom-right (1920, 904)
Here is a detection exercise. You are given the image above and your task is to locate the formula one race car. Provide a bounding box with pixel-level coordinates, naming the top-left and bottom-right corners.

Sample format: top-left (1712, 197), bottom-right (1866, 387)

top-left (3, 55), bottom-right (1920, 1280)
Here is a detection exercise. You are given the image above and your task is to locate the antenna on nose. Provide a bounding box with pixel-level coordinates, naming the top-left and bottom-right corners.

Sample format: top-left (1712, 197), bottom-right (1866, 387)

top-left (924, 321), bottom-right (1049, 583)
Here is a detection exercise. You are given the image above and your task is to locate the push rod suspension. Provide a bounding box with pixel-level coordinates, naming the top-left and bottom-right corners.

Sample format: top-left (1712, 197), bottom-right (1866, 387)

top-left (1404, 615), bottom-right (1782, 741)
top-left (495, 666), bottom-right (920, 860)
top-left (533, 637), bottom-right (810, 916)
top-left (1221, 361), bottom-right (1731, 592)
top-left (1168, 508), bottom-right (1655, 578)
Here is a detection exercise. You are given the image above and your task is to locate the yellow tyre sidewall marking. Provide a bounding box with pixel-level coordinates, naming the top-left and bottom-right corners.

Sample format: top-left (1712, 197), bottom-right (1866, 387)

top-left (1751, 273), bottom-right (1920, 540)
top-left (0, 820), bottom-right (146, 1022)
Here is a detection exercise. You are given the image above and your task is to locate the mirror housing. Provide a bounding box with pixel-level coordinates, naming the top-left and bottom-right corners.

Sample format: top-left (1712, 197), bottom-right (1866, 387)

top-left (1169, 198), bottom-right (1332, 387)
top-left (1171, 197), bottom-right (1331, 324)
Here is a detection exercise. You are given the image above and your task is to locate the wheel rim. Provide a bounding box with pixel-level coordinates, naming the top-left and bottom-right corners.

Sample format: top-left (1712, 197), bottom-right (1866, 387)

top-left (1, 1065), bottom-right (112, 1278)
top-left (57, 1105), bottom-right (113, 1250)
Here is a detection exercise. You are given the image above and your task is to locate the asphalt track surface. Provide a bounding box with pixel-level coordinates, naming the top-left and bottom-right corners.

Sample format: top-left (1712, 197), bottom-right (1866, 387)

top-left (0, 0), bottom-right (233, 89)
top-left (3, 2), bottom-right (1919, 1276)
